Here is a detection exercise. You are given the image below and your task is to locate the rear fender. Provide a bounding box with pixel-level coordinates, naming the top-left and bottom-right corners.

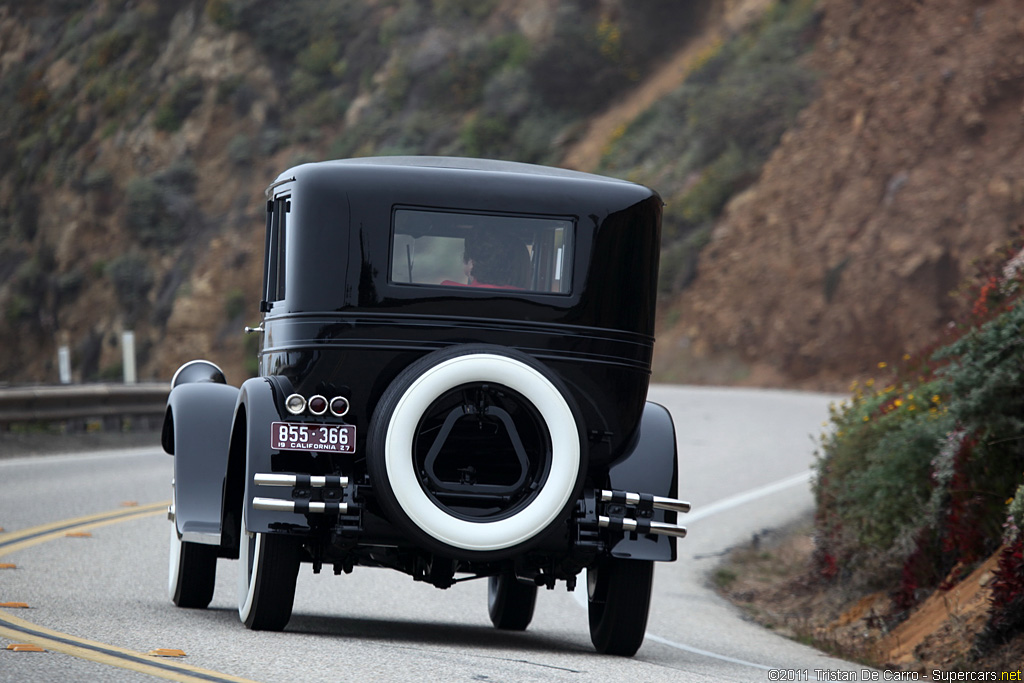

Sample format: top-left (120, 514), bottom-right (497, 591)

top-left (166, 382), bottom-right (239, 545)
top-left (606, 401), bottom-right (679, 561)
top-left (235, 377), bottom-right (310, 536)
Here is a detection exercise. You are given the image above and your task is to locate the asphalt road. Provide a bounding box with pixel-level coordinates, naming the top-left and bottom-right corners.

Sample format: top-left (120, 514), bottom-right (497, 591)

top-left (0, 386), bottom-right (871, 682)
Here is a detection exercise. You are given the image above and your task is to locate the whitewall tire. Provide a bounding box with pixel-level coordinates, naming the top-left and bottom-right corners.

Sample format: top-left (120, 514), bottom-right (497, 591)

top-left (368, 345), bottom-right (583, 557)
top-left (237, 509), bottom-right (299, 630)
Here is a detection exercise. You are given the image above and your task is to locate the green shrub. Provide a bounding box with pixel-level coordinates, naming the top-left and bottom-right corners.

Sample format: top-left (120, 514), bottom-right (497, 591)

top-left (676, 144), bottom-right (752, 225)
top-left (295, 91), bottom-right (349, 129)
top-left (108, 252), bottom-right (153, 324)
top-left (379, 1), bottom-right (425, 46)
top-left (87, 29), bottom-right (133, 71)
top-left (124, 164), bottom-right (194, 248)
top-left (154, 75), bottom-right (204, 132)
top-left (216, 74), bottom-right (245, 103)
top-left (205, 0), bottom-right (237, 30)
top-left (431, 0), bottom-right (498, 21)
top-left (526, 6), bottom-right (632, 114)
top-left (224, 288), bottom-right (247, 320)
top-left (657, 224), bottom-right (712, 293)
top-left (297, 37), bottom-right (340, 77)
top-left (814, 247), bottom-right (1024, 601)
top-left (459, 114), bottom-right (510, 158)
top-left (227, 133), bottom-right (253, 166)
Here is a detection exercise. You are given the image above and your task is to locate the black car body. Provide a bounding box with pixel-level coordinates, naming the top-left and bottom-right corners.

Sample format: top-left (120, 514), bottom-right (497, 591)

top-left (162, 157), bottom-right (689, 656)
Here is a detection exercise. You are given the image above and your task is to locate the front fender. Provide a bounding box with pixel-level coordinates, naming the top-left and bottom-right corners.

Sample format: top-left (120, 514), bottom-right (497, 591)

top-left (607, 401), bottom-right (679, 561)
top-left (166, 382), bottom-right (239, 543)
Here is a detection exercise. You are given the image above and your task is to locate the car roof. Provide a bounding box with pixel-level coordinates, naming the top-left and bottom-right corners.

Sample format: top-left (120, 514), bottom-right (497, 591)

top-left (267, 156), bottom-right (638, 198)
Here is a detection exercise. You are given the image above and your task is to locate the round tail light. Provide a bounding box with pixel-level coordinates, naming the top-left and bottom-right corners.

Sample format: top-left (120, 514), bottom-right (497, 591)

top-left (329, 396), bottom-right (350, 417)
top-left (285, 394), bottom-right (307, 415)
top-left (308, 395), bottom-right (329, 415)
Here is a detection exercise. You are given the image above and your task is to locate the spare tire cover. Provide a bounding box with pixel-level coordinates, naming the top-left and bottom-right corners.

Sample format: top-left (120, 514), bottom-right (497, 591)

top-left (368, 345), bottom-right (582, 554)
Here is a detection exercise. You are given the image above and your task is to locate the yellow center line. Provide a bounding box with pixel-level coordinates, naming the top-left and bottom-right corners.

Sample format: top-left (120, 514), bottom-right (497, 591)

top-left (0, 502), bottom-right (169, 558)
top-left (0, 504), bottom-right (261, 683)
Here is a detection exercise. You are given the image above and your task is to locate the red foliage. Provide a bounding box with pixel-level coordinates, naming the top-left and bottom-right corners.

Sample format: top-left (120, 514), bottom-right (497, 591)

top-left (972, 276), bottom-right (1000, 318)
top-left (987, 538), bottom-right (1024, 634)
top-left (819, 552), bottom-right (838, 581)
top-left (941, 432), bottom-right (990, 565)
top-left (894, 529), bottom-right (946, 610)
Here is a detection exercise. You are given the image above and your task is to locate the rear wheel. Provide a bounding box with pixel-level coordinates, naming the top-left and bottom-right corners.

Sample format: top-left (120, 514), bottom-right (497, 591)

top-left (587, 557), bottom-right (654, 656)
top-left (487, 573), bottom-right (537, 630)
top-left (237, 512), bottom-right (300, 630)
top-left (167, 520), bottom-right (217, 608)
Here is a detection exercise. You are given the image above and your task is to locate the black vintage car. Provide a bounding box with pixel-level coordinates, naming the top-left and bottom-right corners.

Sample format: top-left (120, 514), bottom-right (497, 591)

top-left (162, 156), bottom-right (689, 657)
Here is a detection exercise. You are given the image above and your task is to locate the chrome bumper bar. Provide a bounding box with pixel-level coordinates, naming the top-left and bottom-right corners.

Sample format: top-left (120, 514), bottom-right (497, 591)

top-left (251, 472), bottom-right (351, 515)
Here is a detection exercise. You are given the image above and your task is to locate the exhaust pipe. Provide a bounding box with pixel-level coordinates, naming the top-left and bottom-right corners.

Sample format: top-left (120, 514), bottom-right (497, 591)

top-left (254, 473), bottom-right (349, 488)
top-left (598, 515), bottom-right (687, 538)
top-left (253, 497), bottom-right (350, 514)
top-left (598, 489), bottom-right (691, 514)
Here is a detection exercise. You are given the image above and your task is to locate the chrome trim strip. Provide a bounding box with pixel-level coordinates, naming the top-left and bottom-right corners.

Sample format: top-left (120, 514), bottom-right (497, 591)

top-left (181, 531), bottom-right (222, 546)
top-left (264, 176), bottom-right (296, 199)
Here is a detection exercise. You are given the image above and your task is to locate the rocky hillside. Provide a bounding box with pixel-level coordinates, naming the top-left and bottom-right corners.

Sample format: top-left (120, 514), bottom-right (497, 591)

top-left (656, 0), bottom-right (1024, 389)
top-left (1, 0), bottom-right (1021, 390)
top-left (0, 0), bottom-right (711, 385)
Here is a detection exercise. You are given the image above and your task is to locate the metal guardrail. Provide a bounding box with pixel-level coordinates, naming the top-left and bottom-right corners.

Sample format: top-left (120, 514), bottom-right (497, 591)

top-left (0, 384), bottom-right (169, 425)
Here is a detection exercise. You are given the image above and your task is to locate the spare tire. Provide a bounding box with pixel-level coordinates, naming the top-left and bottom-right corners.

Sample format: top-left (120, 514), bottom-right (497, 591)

top-left (367, 345), bottom-right (583, 557)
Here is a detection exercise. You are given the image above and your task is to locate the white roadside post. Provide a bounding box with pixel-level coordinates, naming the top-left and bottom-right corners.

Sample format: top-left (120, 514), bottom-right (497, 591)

top-left (57, 330), bottom-right (72, 384)
top-left (122, 330), bottom-right (137, 385)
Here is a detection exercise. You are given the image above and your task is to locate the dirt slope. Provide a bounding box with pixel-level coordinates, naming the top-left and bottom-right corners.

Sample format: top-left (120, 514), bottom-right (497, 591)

top-left (719, 526), bottom-right (1024, 674)
top-left (658, 0), bottom-right (1024, 388)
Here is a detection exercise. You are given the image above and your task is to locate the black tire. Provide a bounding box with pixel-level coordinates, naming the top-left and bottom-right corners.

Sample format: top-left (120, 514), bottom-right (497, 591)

top-left (487, 573), bottom-right (538, 630)
top-left (237, 513), bottom-right (300, 631)
top-left (587, 557), bottom-right (654, 656)
top-left (366, 344), bottom-right (584, 559)
top-left (168, 521), bottom-right (217, 609)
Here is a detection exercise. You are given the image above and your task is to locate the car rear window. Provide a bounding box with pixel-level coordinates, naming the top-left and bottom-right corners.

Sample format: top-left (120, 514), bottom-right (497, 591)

top-left (390, 209), bottom-right (573, 295)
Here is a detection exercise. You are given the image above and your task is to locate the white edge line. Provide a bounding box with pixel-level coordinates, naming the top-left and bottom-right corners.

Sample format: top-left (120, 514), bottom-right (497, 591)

top-left (644, 634), bottom-right (774, 671)
top-left (685, 470), bottom-right (812, 523)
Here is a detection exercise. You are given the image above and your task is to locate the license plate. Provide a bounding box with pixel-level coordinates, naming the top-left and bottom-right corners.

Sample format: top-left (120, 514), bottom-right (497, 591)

top-left (271, 422), bottom-right (356, 453)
